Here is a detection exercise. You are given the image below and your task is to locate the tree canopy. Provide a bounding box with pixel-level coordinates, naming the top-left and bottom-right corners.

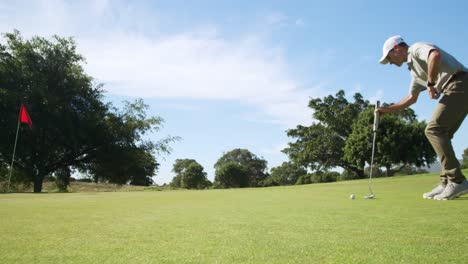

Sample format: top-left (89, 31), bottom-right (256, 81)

top-left (265, 162), bottom-right (306, 186)
top-left (214, 148), bottom-right (268, 187)
top-left (170, 159), bottom-right (210, 189)
top-left (344, 107), bottom-right (436, 175)
top-left (0, 31), bottom-right (177, 192)
top-left (283, 90), bottom-right (436, 178)
top-left (214, 161), bottom-right (249, 188)
top-left (284, 90), bottom-right (369, 177)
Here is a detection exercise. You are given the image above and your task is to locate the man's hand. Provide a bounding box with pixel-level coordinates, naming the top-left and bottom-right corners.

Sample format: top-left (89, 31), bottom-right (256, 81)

top-left (374, 93), bottom-right (418, 116)
top-left (427, 86), bottom-right (440, 99)
top-left (375, 108), bottom-right (386, 116)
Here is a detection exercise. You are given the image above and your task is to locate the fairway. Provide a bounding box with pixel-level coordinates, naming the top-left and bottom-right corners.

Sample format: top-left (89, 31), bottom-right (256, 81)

top-left (2, 171), bottom-right (468, 264)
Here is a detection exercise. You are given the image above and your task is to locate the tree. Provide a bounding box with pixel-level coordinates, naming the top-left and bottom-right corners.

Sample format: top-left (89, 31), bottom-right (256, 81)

top-left (214, 149), bottom-right (268, 187)
top-left (295, 171), bottom-right (340, 185)
top-left (284, 124), bottom-right (345, 172)
top-left (170, 175), bottom-right (182, 188)
top-left (310, 171), bottom-right (340, 183)
top-left (83, 100), bottom-right (169, 186)
top-left (0, 31), bottom-right (176, 192)
top-left (0, 31), bottom-right (108, 192)
top-left (393, 166), bottom-right (428, 176)
top-left (284, 90), bottom-right (369, 177)
top-left (214, 161), bottom-right (249, 188)
top-left (170, 159), bottom-right (210, 189)
top-left (344, 107), bottom-right (436, 176)
top-left (181, 163), bottom-right (209, 189)
top-left (462, 148), bottom-right (468, 169)
top-left (295, 174), bottom-right (312, 185)
top-left (55, 167), bottom-right (71, 192)
top-left (338, 170), bottom-right (360, 181)
top-left (265, 162), bottom-right (306, 186)
top-left (171, 159), bottom-right (196, 188)
top-left (284, 90), bottom-right (436, 178)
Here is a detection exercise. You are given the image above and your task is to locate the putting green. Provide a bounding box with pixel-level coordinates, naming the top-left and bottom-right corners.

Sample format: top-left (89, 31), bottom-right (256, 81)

top-left (1, 170), bottom-right (468, 263)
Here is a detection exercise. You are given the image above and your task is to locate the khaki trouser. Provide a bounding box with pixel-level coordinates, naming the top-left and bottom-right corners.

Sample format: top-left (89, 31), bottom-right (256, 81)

top-left (425, 72), bottom-right (468, 184)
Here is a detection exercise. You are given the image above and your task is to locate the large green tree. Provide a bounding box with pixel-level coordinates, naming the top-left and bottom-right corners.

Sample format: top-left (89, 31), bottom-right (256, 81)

top-left (82, 99), bottom-right (173, 186)
top-left (0, 31), bottom-right (108, 192)
top-left (214, 161), bottom-right (249, 188)
top-left (284, 90), bottom-right (369, 177)
top-left (344, 107), bottom-right (436, 176)
top-left (0, 31), bottom-right (175, 192)
top-left (265, 162), bottom-right (306, 186)
top-left (214, 148), bottom-right (268, 187)
top-left (284, 90), bottom-right (435, 178)
top-left (170, 159), bottom-right (210, 189)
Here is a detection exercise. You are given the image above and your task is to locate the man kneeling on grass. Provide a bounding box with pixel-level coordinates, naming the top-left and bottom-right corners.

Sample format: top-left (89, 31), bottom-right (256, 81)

top-left (376, 35), bottom-right (468, 200)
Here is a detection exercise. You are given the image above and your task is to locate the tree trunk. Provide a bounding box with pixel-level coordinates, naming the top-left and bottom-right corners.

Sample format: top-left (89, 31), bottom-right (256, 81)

top-left (386, 165), bottom-right (391, 177)
top-left (33, 174), bottom-right (44, 193)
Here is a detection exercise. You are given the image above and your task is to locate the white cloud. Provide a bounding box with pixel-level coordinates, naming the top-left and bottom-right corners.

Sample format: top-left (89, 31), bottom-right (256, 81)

top-left (76, 32), bottom-right (314, 126)
top-left (91, 0), bottom-right (111, 15)
top-left (1, 1), bottom-right (317, 127)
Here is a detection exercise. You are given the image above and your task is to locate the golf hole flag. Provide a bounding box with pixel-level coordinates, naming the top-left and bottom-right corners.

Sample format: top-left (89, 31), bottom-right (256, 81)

top-left (19, 104), bottom-right (32, 129)
top-left (7, 103), bottom-right (33, 192)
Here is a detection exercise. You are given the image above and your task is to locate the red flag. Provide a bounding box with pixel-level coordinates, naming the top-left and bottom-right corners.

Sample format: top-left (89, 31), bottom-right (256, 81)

top-left (19, 104), bottom-right (33, 129)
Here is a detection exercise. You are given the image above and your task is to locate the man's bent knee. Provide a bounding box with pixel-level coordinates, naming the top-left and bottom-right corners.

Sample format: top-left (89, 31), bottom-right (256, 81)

top-left (425, 123), bottom-right (438, 139)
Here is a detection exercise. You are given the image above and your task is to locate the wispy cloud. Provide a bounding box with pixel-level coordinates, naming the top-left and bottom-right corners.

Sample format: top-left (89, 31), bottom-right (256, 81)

top-left (1, 1), bottom-right (316, 127)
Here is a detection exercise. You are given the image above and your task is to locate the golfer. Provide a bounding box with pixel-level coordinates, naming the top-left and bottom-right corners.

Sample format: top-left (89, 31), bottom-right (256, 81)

top-left (377, 35), bottom-right (468, 200)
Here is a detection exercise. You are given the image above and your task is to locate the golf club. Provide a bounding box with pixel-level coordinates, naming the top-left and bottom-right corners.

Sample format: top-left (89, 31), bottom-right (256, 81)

top-left (364, 101), bottom-right (380, 199)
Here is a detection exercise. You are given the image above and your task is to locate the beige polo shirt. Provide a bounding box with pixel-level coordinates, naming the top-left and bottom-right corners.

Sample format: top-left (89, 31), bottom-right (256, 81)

top-left (407, 42), bottom-right (468, 95)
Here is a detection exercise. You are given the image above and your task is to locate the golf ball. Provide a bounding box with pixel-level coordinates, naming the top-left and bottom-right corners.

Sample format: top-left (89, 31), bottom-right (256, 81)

top-left (350, 194), bottom-right (356, 200)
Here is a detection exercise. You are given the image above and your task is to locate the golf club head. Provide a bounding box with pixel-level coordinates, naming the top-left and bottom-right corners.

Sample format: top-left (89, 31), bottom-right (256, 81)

top-left (364, 194), bottom-right (375, 199)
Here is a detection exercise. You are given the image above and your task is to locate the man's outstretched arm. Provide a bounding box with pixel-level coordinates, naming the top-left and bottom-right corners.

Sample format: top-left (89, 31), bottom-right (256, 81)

top-left (377, 93), bottom-right (419, 114)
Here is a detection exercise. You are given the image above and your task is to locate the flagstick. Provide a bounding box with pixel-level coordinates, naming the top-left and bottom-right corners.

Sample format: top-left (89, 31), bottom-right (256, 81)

top-left (7, 115), bottom-right (21, 193)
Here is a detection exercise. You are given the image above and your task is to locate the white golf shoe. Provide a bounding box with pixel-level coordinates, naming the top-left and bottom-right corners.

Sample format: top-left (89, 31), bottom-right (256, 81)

top-left (422, 184), bottom-right (446, 199)
top-left (433, 180), bottom-right (468, 200)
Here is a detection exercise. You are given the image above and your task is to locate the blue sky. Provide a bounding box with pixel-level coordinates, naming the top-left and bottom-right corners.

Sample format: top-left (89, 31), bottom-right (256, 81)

top-left (1, 0), bottom-right (466, 184)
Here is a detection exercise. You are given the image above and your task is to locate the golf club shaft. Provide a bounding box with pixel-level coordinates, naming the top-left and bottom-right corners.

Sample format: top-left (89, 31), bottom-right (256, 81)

top-left (368, 101), bottom-right (380, 195)
top-left (368, 130), bottom-right (377, 194)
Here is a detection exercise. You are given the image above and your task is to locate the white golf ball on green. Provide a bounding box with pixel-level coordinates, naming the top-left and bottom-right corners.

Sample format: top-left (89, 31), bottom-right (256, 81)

top-left (350, 194), bottom-right (356, 200)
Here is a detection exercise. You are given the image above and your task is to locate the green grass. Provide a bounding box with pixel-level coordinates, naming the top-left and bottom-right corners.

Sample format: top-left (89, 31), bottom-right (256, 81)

top-left (1, 170), bottom-right (468, 264)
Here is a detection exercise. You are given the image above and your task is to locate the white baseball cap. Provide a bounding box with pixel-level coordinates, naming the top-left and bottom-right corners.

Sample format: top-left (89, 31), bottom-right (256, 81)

top-left (379, 35), bottom-right (404, 64)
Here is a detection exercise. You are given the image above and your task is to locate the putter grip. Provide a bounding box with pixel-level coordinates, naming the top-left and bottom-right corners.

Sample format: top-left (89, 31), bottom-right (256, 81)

top-left (373, 101), bottom-right (380, 132)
